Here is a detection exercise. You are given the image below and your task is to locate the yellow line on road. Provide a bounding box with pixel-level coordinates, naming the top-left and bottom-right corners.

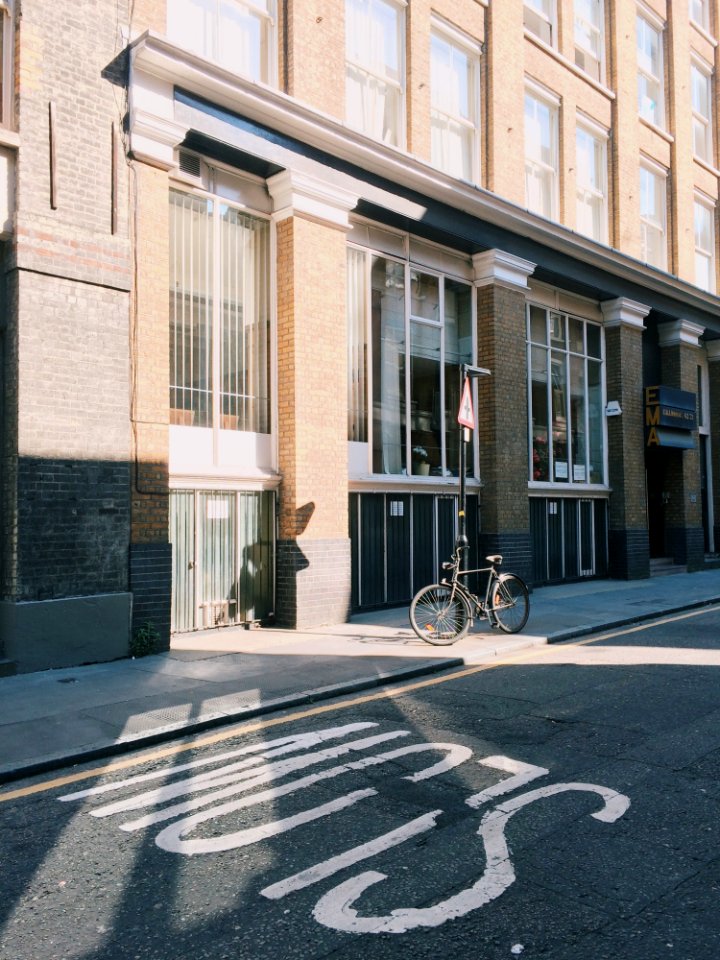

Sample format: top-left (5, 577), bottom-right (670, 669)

top-left (1, 603), bottom-right (717, 804)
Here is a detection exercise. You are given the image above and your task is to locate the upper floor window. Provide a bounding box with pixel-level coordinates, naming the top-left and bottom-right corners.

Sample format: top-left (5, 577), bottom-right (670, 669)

top-left (430, 21), bottom-right (480, 183)
top-left (575, 121), bottom-right (608, 243)
top-left (690, 0), bottom-right (710, 32)
top-left (527, 305), bottom-right (605, 486)
top-left (639, 160), bottom-right (667, 270)
top-left (169, 187), bottom-right (271, 433)
top-left (346, 0), bottom-right (404, 147)
top-left (347, 249), bottom-right (475, 478)
top-left (524, 0), bottom-right (555, 46)
top-left (636, 12), bottom-right (665, 128)
top-left (167, 0), bottom-right (276, 84)
top-left (694, 196), bottom-right (716, 293)
top-left (574, 0), bottom-right (604, 82)
top-left (525, 88), bottom-right (559, 220)
top-left (0, 1), bottom-right (13, 127)
top-left (691, 61), bottom-right (713, 164)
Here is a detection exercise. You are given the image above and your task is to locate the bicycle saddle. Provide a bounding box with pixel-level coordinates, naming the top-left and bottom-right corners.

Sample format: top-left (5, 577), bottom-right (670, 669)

top-left (485, 555), bottom-right (503, 565)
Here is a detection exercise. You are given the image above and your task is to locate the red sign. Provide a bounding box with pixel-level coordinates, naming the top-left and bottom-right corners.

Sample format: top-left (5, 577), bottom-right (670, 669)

top-left (457, 377), bottom-right (475, 429)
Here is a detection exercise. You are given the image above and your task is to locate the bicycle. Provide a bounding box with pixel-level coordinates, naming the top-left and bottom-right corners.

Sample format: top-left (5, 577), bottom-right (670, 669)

top-left (410, 552), bottom-right (529, 644)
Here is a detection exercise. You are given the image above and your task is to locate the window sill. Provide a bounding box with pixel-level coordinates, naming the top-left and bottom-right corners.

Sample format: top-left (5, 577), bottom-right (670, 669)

top-left (690, 19), bottom-right (718, 47)
top-left (528, 483), bottom-right (610, 496)
top-left (639, 116), bottom-right (674, 145)
top-left (0, 127), bottom-right (19, 149)
top-left (523, 29), bottom-right (615, 100)
top-left (693, 154), bottom-right (720, 178)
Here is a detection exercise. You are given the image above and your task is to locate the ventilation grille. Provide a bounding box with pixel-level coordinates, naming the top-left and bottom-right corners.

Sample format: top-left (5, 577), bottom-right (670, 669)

top-left (178, 151), bottom-right (202, 179)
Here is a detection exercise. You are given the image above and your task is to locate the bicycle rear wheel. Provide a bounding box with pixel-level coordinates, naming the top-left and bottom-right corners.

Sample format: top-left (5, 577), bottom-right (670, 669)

top-left (490, 574), bottom-right (529, 634)
top-left (410, 584), bottom-right (471, 645)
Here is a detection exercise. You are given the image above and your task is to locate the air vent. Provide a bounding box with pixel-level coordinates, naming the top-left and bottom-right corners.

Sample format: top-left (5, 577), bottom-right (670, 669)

top-left (178, 151), bottom-right (202, 179)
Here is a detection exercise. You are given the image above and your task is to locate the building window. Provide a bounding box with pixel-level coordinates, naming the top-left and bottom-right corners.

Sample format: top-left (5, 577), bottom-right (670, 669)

top-left (169, 188), bottom-right (271, 433)
top-left (525, 88), bottom-right (559, 220)
top-left (691, 61), bottom-right (713, 164)
top-left (346, 0), bottom-right (404, 147)
top-left (636, 12), bottom-right (665, 128)
top-left (167, 0), bottom-right (276, 84)
top-left (694, 196), bottom-right (716, 292)
top-left (574, 0), bottom-right (604, 82)
top-left (690, 0), bottom-right (710, 32)
top-left (639, 161), bottom-right (667, 269)
top-left (347, 250), bottom-right (475, 478)
top-left (575, 121), bottom-right (608, 243)
top-left (527, 306), bottom-right (605, 486)
top-left (430, 21), bottom-right (480, 183)
top-left (524, 0), bottom-right (555, 46)
top-left (0, 1), bottom-right (13, 127)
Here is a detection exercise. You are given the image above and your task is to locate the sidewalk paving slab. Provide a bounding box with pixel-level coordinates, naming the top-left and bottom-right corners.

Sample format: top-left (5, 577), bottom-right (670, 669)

top-left (0, 569), bottom-right (718, 785)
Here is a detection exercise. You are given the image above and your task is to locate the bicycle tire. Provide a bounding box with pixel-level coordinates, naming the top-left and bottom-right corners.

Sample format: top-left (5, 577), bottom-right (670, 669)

top-left (489, 573), bottom-right (529, 634)
top-left (410, 584), bottom-right (471, 644)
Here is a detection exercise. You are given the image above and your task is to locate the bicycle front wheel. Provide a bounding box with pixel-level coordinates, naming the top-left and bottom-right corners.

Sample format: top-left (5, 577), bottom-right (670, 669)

top-left (410, 584), bottom-right (471, 645)
top-left (490, 574), bottom-right (529, 634)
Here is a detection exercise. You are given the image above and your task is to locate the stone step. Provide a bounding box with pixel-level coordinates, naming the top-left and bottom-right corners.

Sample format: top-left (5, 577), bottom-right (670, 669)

top-left (0, 658), bottom-right (16, 677)
top-left (650, 557), bottom-right (687, 577)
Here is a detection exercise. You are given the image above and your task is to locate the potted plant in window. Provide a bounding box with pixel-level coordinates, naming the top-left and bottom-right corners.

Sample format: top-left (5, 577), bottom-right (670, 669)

top-left (412, 445), bottom-right (430, 476)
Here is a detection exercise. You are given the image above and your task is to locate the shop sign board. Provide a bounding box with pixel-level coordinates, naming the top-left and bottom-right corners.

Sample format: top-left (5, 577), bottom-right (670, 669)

top-left (645, 385), bottom-right (696, 448)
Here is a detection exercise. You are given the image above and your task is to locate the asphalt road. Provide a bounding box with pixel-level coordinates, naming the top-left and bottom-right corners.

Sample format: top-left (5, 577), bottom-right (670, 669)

top-left (2, 605), bottom-right (720, 960)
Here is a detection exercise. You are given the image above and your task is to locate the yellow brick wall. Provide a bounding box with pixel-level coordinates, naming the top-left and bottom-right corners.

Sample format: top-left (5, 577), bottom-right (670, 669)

top-left (276, 214), bottom-right (349, 543)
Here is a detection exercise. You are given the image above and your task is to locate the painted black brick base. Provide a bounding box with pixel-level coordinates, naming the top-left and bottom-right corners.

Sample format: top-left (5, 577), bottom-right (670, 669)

top-left (276, 538), bottom-right (352, 629)
top-left (129, 543), bottom-right (172, 650)
top-left (478, 531), bottom-right (533, 587)
top-left (666, 526), bottom-right (705, 570)
top-left (608, 528), bottom-right (650, 579)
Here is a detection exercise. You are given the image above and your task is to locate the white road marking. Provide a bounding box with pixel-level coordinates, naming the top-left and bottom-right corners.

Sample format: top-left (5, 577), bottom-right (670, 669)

top-left (261, 810), bottom-right (442, 900)
top-left (465, 756), bottom-right (549, 808)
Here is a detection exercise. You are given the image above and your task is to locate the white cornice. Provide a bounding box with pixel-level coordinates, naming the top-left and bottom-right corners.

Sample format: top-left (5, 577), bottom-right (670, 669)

top-left (267, 169), bottom-right (358, 230)
top-left (600, 297), bottom-right (650, 330)
top-left (127, 32), bottom-right (720, 325)
top-left (472, 249), bottom-right (536, 289)
top-left (657, 319), bottom-right (705, 348)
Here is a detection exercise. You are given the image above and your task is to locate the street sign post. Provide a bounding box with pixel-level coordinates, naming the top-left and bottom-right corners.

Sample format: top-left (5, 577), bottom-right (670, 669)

top-left (457, 365), bottom-right (491, 565)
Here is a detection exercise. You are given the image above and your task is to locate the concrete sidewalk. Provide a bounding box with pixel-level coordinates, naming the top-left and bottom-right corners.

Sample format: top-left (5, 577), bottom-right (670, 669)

top-left (1, 568), bottom-right (719, 784)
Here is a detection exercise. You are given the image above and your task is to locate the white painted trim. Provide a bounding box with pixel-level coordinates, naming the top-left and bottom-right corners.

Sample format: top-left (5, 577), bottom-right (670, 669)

top-left (657, 319), bottom-right (705, 347)
top-left (267, 169), bottom-right (358, 229)
top-left (473, 249), bottom-right (536, 288)
top-left (599, 297), bottom-right (650, 329)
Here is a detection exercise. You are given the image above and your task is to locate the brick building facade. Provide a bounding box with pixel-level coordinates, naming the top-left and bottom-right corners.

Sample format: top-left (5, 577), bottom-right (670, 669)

top-left (1, 0), bottom-right (720, 671)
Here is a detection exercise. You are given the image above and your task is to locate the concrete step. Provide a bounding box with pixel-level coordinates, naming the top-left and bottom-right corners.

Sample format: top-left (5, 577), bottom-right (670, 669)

top-left (650, 557), bottom-right (687, 577)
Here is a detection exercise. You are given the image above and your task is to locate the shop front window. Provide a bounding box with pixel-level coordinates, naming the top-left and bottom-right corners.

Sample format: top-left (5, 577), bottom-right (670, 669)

top-left (528, 304), bottom-right (605, 486)
top-left (348, 251), bottom-right (475, 478)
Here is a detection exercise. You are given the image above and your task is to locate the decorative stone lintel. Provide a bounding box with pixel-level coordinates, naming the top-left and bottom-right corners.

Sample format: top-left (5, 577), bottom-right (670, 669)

top-left (657, 319), bottom-right (705, 348)
top-left (600, 297), bottom-right (650, 330)
top-left (472, 249), bottom-right (536, 289)
top-left (130, 109), bottom-right (189, 170)
top-left (268, 169), bottom-right (359, 231)
top-left (706, 340), bottom-right (720, 362)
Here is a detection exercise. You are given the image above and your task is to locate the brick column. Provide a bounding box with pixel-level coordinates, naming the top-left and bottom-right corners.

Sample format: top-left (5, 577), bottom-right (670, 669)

top-left (658, 320), bottom-right (705, 570)
top-left (473, 250), bottom-right (535, 584)
top-left (600, 298), bottom-right (651, 579)
top-left (708, 342), bottom-right (720, 552)
top-left (268, 170), bottom-right (358, 628)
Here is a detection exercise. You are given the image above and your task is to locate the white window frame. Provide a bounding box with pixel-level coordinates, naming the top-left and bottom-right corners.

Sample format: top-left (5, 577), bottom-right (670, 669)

top-left (691, 58), bottom-right (714, 165)
top-left (690, 0), bottom-right (710, 33)
top-left (0, 0), bottom-right (13, 129)
top-left (167, 0), bottom-right (277, 86)
top-left (524, 0), bottom-right (556, 47)
top-left (639, 158), bottom-right (667, 270)
top-left (430, 17), bottom-right (481, 184)
top-left (694, 193), bottom-right (716, 293)
top-left (345, 0), bottom-right (406, 149)
top-left (574, 0), bottom-right (604, 83)
top-left (636, 8), bottom-right (665, 129)
top-left (524, 82), bottom-right (560, 222)
top-left (575, 117), bottom-right (608, 244)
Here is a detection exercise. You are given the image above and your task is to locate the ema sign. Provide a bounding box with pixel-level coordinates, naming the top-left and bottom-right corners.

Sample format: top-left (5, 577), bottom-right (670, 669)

top-left (645, 385), bottom-right (696, 449)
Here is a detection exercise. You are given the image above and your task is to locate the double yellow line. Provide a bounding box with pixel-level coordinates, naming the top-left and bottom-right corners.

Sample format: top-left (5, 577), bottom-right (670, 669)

top-left (1, 605), bottom-right (716, 804)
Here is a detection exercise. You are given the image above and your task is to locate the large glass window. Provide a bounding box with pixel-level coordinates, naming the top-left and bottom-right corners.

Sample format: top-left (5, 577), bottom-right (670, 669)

top-left (430, 23), bottom-right (480, 183)
top-left (346, 0), bottom-right (404, 147)
top-left (525, 90), bottom-right (559, 220)
top-left (639, 162), bottom-right (667, 269)
top-left (524, 0), bottom-right (555, 46)
top-left (347, 251), bottom-right (475, 478)
top-left (574, 0), bottom-right (604, 81)
top-left (169, 188), bottom-right (270, 433)
top-left (694, 197), bottom-right (716, 293)
top-left (691, 62), bottom-right (713, 164)
top-left (576, 122), bottom-right (608, 242)
top-left (637, 13), bottom-right (665, 128)
top-left (528, 306), bottom-right (604, 486)
top-left (167, 0), bottom-right (276, 83)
